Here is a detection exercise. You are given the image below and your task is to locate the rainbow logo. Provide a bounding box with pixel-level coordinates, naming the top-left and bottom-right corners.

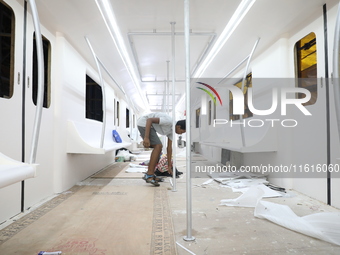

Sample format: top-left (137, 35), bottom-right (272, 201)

top-left (196, 82), bottom-right (222, 106)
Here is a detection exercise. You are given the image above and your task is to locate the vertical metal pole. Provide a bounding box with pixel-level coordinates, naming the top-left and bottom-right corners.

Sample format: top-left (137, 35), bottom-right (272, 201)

top-left (21, 0), bottom-right (28, 212)
top-left (323, 4), bottom-right (331, 206)
top-left (167, 60), bottom-right (170, 114)
top-left (184, 0), bottom-right (195, 241)
top-left (171, 22), bottom-right (177, 192)
top-left (28, 0), bottom-right (44, 164)
top-left (84, 36), bottom-right (106, 148)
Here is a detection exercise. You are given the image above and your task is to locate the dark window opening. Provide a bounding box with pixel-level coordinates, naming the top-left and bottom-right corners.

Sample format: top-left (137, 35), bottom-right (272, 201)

top-left (86, 75), bottom-right (103, 122)
top-left (0, 1), bottom-right (15, 99)
top-left (33, 33), bottom-right (51, 108)
top-left (113, 99), bottom-right (116, 125)
top-left (126, 108), bottom-right (130, 128)
top-left (116, 101), bottom-right (120, 126)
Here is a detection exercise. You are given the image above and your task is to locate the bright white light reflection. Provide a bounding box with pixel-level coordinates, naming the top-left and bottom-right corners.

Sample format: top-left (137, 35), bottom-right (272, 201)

top-left (95, 0), bottom-right (149, 111)
top-left (193, 0), bottom-right (257, 78)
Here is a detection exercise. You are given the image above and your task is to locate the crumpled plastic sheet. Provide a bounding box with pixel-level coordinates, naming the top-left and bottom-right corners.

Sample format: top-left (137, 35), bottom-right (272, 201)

top-left (125, 168), bottom-right (146, 173)
top-left (210, 171), bottom-right (267, 181)
top-left (220, 178), bottom-right (268, 191)
top-left (220, 185), bottom-right (340, 246)
top-left (220, 185), bottom-right (281, 207)
top-left (124, 163), bottom-right (147, 173)
top-left (255, 200), bottom-right (340, 246)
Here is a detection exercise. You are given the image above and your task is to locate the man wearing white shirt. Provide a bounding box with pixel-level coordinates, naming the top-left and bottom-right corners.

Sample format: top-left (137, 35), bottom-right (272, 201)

top-left (137, 112), bottom-right (186, 186)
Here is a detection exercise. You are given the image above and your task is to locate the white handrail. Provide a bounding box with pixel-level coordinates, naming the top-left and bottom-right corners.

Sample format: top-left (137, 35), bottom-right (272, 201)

top-left (217, 55), bottom-right (249, 84)
top-left (84, 36), bottom-right (106, 148)
top-left (28, 0), bottom-right (44, 164)
top-left (239, 38), bottom-right (260, 147)
top-left (97, 56), bottom-right (137, 131)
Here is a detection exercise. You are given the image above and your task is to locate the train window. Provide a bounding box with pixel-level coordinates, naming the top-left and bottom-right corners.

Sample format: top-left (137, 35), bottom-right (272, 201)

top-left (294, 32), bottom-right (317, 105)
top-left (116, 101), bottom-right (120, 126)
top-left (208, 100), bottom-right (212, 125)
top-left (230, 73), bottom-right (253, 120)
top-left (85, 75), bottom-right (103, 122)
top-left (113, 98), bottom-right (116, 125)
top-left (33, 33), bottom-right (51, 108)
top-left (196, 108), bottom-right (200, 128)
top-left (126, 108), bottom-right (130, 128)
top-left (0, 1), bottom-right (15, 99)
top-left (213, 97), bottom-right (216, 119)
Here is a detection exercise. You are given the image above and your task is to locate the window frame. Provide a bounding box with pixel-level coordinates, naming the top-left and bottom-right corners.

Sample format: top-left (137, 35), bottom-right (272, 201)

top-left (294, 32), bottom-right (317, 106)
top-left (229, 73), bottom-right (253, 120)
top-left (85, 75), bottom-right (103, 122)
top-left (32, 32), bottom-right (51, 108)
top-left (0, 1), bottom-right (15, 99)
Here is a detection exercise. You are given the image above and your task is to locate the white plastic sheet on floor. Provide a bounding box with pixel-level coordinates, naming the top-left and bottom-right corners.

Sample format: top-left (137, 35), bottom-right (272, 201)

top-left (220, 185), bottom-right (281, 207)
top-left (125, 163), bottom-right (147, 173)
top-left (219, 183), bottom-right (340, 246)
top-left (255, 200), bottom-right (340, 246)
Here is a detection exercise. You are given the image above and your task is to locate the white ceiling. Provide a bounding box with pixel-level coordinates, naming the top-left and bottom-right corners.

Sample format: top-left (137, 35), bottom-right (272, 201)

top-left (21, 0), bottom-right (340, 114)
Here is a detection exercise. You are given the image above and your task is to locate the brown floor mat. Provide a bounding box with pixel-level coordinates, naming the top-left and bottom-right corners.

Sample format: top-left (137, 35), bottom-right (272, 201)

top-left (0, 184), bottom-right (177, 255)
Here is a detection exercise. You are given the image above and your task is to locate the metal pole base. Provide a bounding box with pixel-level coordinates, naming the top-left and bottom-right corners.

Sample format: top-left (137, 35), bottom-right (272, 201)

top-left (183, 236), bottom-right (196, 242)
top-left (169, 179), bottom-right (177, 192)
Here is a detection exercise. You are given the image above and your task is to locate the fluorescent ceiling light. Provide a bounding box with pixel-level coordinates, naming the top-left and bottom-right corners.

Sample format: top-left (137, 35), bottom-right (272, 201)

top-left (95, 0), bottom-right (149, 111)
top-left (193, 0), bottom-right (257, 78)
top-left (176, 0), bottom-right (256, 111)
top-left (142, 75), bottom-right (156, 82)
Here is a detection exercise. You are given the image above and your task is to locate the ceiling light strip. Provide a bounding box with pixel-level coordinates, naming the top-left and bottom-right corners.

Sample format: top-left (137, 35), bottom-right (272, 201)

top-left (127, 32), bottom-right (216, 36)
top-left (193, 0), bottom-right (257, 78)
top-left (95, 0), bottom-right (149, 111)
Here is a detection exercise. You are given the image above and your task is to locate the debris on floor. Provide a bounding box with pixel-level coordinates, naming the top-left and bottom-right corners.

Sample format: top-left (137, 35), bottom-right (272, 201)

top-left (216, 176), bottom-right (340, 246)
top-left (38, 251), bottom-right (62, 255)
top-left (125, 163), bottom-right (147, 173)
top-left (255, 200), bottom-right (340, 246)
top-left (220, 185), bottom-right (282, 207)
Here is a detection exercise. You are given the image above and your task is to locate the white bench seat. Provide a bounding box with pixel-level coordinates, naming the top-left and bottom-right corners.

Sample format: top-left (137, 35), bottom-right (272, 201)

top-left (67, 120), bottom-right (132, 154)
top-left (0, 153), bottom-right (37, 189)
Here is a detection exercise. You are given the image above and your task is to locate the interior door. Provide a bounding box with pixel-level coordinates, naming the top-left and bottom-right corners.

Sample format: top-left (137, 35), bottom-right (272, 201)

top-left (0, 0), bottom-right (27, 222)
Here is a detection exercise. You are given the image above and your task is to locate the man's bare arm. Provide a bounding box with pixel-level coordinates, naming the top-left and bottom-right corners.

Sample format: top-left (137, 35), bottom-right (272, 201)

top-left (143, 117), bottom-right (160, 147)
top-left (167, 137), bottom-right (173, 175)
